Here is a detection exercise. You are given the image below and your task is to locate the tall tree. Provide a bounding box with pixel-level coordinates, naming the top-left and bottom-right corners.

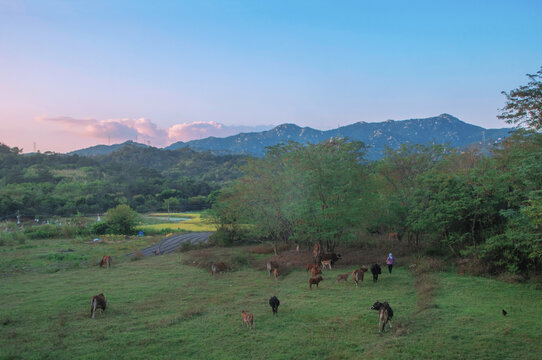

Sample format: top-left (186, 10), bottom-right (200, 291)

top-left (498, 66), bottom-right (542, 131)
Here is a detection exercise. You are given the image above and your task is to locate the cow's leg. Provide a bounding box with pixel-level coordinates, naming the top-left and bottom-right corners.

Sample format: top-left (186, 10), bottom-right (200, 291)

top-left (91, 299), bottom-right (96, 319)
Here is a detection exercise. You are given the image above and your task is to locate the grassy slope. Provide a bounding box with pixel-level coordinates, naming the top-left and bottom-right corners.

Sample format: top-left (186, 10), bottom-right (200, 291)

top-left (1, 247), bottom-right (541, 360)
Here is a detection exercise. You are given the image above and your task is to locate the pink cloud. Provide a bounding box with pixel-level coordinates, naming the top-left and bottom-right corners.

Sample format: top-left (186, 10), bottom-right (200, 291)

top-left (39, 116), bottom-right (273, 147)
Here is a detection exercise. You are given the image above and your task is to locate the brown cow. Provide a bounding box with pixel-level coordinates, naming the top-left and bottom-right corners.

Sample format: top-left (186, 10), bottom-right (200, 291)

top-left (388, 232), bottom-right (399, 242)
top-left (336, 273), bottom-right (349, 283)
top-left (313, 243), bottom-right (321, 259)
top-left (309, 275), bottom-right (323, 289)
top-left (99, 256), bottom-right (112, 268)
top-left (371, 300), bottom-right (394, 334)
top-left (267, 261), bottom-right (279, 277)
top-left (321, 259), bottom-right (332, 270)
top-left (311, 266), bottom-right (322, 276)
top-left (273, 268), bottom-right (279, 280)
top-left (352, 266), bottom-right (368, 287)
top-left (211, 262), bottom-right (229, 277)
top-left (90, 293), bottom-right (106, 319)
top-left (241, 310), bottom-right (254, 328)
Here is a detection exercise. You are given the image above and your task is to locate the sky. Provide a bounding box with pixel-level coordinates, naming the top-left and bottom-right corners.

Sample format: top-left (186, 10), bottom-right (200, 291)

top-left (0, 0), bottom-right (541, 153)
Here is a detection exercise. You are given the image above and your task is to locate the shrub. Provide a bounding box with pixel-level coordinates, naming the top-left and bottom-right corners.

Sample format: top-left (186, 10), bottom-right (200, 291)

top-left (90, 222), bottom-right (109, 235)
top-left (24, 225), bottom-right (61, 239)
top-left (104, 205), bottom-right (140, 235)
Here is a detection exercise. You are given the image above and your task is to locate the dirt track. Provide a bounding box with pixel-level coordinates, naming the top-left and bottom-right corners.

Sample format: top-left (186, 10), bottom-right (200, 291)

top-left (126, 232), bottom-right (213, 257)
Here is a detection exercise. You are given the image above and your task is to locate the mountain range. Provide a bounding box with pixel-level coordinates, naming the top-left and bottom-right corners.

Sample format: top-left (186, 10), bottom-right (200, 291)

top-left (69, 114), bottom-right (513, 160)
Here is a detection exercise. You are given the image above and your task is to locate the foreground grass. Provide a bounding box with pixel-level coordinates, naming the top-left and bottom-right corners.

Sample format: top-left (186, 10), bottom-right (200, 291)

top-left (1, 245), bottom-right (541, 360)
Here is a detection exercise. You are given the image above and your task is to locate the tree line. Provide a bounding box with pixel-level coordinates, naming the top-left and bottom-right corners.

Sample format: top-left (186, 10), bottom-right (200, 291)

top-left (0, 144), bottom-right (248, 218)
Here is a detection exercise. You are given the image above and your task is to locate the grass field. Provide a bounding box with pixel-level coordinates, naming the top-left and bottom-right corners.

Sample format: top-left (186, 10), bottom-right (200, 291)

top-left (1, 238), bottom-right (541, 360)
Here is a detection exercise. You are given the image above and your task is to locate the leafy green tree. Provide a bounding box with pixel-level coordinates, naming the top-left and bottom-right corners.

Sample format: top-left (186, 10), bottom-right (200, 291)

top-left (104, 204), bottom-right (140, 235)
top-left (498, 66), bottom-right (542, 130)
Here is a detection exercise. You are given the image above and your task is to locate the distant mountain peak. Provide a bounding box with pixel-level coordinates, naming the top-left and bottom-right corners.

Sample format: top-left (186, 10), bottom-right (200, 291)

top-left (71, 114), bottom-right (513, 160)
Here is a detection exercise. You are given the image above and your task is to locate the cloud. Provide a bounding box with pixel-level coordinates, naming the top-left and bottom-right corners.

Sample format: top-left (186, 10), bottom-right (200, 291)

top-left (167, 121), bottom-right (272, 142)
top-left (39, 116), bottom-right (274, 147)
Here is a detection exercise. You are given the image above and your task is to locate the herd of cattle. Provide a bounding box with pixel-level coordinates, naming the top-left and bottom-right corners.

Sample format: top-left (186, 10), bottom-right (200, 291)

top-left (90, 245), bottom-right (394, 334)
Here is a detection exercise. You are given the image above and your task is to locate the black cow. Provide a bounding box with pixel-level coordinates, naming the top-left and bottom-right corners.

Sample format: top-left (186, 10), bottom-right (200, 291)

top-left (269, 296), bottom-right (280, 316)
top-left (90, 293), bottom-right (107, 319)
top-left (371, 264), bottom-right (382, 282)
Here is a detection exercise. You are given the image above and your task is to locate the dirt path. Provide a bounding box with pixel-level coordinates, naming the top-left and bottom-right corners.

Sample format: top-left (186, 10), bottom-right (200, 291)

top-left (126, 232), bottom-right (213, 257)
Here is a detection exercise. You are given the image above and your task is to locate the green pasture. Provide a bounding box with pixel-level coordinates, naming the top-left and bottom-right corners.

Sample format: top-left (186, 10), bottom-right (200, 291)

top-left (1, 241), bottom-right (541, 359)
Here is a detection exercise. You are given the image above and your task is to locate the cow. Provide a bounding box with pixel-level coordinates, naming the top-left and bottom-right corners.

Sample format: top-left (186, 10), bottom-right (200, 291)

top-left (269, 296), bottom-right (280, 316)
top-left (311, 266), bottom-right (322, 276)
top-left (309, 275), bottom-right (324, 289)
top-left (90, 293), bottom-right (107, 319)
top-left (318, 253), bottom-right (342, 266)
top-left (267, 261), bottom-right (279, 277)
top-left (336, 273), bottom-right (349, 283)
top-left (313, 243), bottom-right (321, 260)
top-left (371, 300), bottom-right (394, 334)
top-left (352, 266), bottom-right (368, 287)
top-left (99, 256), bottom-right (112, 268)
top-left (321, 259), bottom-right (332, 270)
top-left (388, 232), bottom-right (399, 242)
top-left (211, 262), bottom-right (229, 277)
top-left (273, 268), bottom-right (279, 280)
top-left (241, 310), bottom-right (254, 328)
top-left (371, 264), bottom-right (382, 282)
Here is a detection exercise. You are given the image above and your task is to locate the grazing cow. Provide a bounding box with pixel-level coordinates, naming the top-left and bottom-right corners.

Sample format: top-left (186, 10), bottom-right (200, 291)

top-left (309, 275), bottom-right (324, 289)
top-left (267, 261), bottom-right (279, 277)
top-left (269, 296), bottom-right (280, 316)
top-left (310, 266), bottom-right (322, 276)
top-left (90, 293), bottom-right (107, 319)
top-left (99, 256), bottom-right (112, 268)
top-left (371, 300), bottom-right (394, 334)
top-left (273, 268), bottom-right (279, 280)
top-left (318, 253), bottom-right (342, 266)
top-left (241, 310), bottom-right (254, 328)
top-left (211, 262), bottom-right (229, 277)
top-left (336, 273), bottom-right (349, 283)
top-left (321, 259), bottom-right (332, 270)
top-left (352, 266), bottom-right (368, 287)
top-left (371, 264), bottom-right (382, 282)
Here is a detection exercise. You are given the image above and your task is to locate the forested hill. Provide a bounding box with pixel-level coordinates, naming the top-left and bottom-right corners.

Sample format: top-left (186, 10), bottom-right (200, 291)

top-left (166, 114), bottom-right (512, 159)
top-left (0, 143), bottom-right (247, 217)
top-left (69, 114), bottom-right (512, 160)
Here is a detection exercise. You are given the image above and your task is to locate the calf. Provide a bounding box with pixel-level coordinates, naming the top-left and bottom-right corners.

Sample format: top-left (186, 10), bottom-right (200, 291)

top-left (269, 296), bottom-right (280, 316)
top-left (371, 300), bottom-right (394, 334)
top-left (267, 261), bottom-right (279, 277)
top-left (99, 256), bottom-right (112, 268)
top-left (90, 293), bottom-right (107, 319)
top-left (336, 273), bottom-right (349, 283)
top-left (211, 262), bottom-right (229, 277)
top-left (318, 253), bottom-right (342, 266)
top-left (241, 310), bottom-right (254, 328)
top-left (321, 259), bottom-right (332, 270)
top-left (309, 275), bottom-right (324, 289)
top-left (352, 266), bottom-right (368, 287)
top-left (371, 264), bottom-right (382, 282)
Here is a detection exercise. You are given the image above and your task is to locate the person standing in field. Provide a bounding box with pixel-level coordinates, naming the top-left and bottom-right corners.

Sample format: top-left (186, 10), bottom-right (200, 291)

top-left (386, 253), bottom-right (394, 274)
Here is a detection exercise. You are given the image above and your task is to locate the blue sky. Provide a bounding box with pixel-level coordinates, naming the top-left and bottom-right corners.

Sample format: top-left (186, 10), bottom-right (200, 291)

top-left (0, 0), bottom-right (541, 152)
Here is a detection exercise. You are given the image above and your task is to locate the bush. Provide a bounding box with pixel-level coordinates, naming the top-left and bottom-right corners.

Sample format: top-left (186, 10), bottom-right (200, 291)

top-left (104, 205), bottom-right (140, 235)
top-left (479, 231), bottom-right (541, 274)
top-left (90, 222), bottom-right (109, 235)
top-left (24, 225), bottom-right (61, 239)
